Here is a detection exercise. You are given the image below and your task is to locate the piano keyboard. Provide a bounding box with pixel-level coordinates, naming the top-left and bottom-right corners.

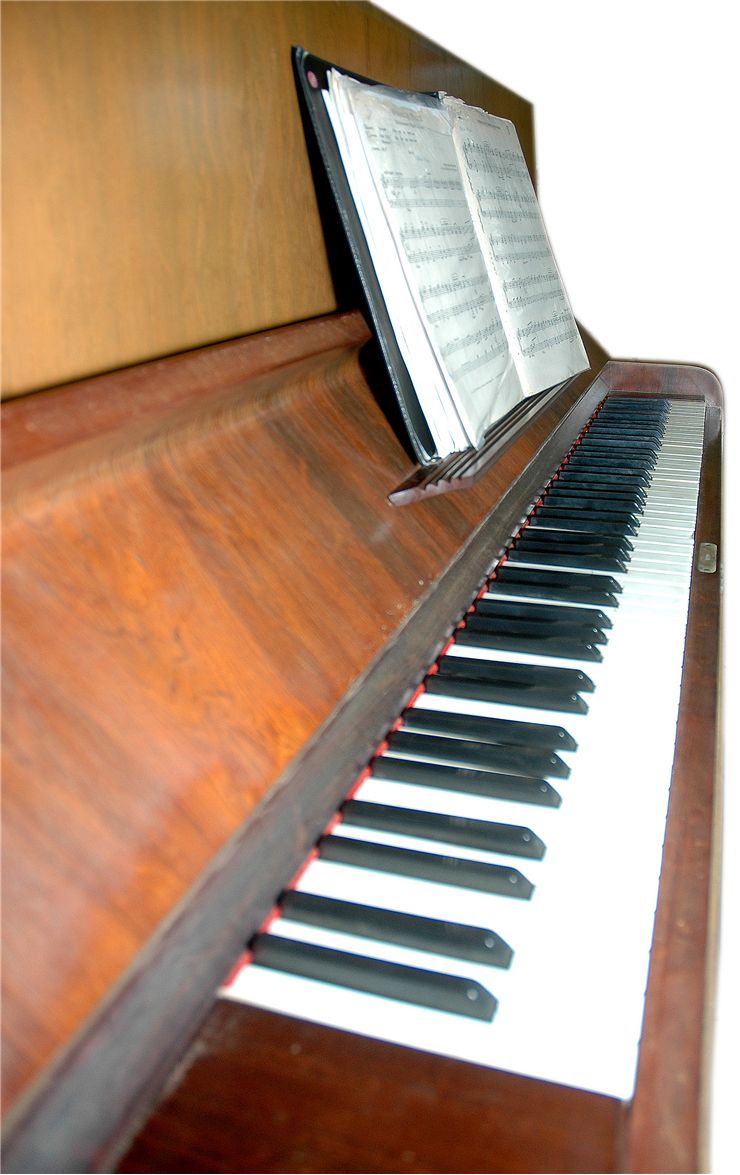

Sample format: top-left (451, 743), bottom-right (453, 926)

top-left (222, 395), bottom-right (705, 1100)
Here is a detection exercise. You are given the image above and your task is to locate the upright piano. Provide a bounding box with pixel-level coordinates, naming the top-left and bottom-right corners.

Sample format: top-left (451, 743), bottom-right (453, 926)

top-left (1, 4), bottom-right (722, 1172)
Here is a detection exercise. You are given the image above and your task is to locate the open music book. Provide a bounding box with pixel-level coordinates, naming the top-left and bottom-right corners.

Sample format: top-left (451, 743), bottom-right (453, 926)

top-left (307, 59), bottom-right (588, 461)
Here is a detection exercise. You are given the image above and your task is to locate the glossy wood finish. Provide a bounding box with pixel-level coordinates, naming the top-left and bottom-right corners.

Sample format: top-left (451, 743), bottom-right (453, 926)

top-left (2, 346), bottom-right (720, 1172)
top-left (1, 311), bottom-right (604, 1139)
top-left (119, 1003), bottom-right (623, 1174)
top-left (2, 0), bottom-right (535, 398)
top-left (113, 363), bottom-right (722, 1175)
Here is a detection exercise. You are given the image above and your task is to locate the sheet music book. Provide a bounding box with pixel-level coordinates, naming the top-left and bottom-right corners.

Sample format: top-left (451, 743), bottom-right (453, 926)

top-left (295, 50), bottom-right (588, 464)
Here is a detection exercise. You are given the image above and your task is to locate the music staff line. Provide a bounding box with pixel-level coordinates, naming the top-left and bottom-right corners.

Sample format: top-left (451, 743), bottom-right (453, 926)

top-left (495, 248), bottom-right (552, 266)
top-left (517, 309), bottom-right (574, 340)
top-left (462, 139), bottom-right (530, 182)
top-left (520, 325), bottom-right (579, 357)
top-left (426, 292), bottom-right (489, 326)
top-left (448, 338), bottom-right (509, 383)
top-left (405, 244), bottom-right (479, 266)
top-left (419, 272), bottom-right (490, 304)
top-left (440, 319), bottom-right (503, 362)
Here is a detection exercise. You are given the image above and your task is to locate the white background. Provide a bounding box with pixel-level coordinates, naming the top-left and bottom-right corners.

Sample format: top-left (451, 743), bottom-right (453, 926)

top-left (375, 2), bottom-right (737, 1168)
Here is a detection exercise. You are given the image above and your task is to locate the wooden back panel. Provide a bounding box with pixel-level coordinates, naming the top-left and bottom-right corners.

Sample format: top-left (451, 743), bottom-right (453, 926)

top-left (1, 0), bottom-right (535, 398)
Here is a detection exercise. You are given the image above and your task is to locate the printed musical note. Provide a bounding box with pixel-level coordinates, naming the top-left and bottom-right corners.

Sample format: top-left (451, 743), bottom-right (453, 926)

top-left (446, 96), bottom-right (588, 392)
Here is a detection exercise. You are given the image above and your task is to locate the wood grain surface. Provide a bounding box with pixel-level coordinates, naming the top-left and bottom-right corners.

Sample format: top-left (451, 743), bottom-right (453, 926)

top-left (1, 312), bottom-right (602, 1125)
top-left (2, 0), bottom-right (535, 398)
top-left (118, 1002), bottom-right (623, 1174)
top-left (112, 362), bottom-right (722, 1175)
top-left (2, 343), bottom-right (720, 1174)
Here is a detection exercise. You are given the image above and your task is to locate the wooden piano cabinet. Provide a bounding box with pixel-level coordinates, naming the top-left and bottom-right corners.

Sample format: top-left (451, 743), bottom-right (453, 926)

top-left (1, 311), bottom-right (606, 1172)
top-left (1, 340), bottom-right (721, 1174)
top-left (118, 1003), bottom-right (624, 1174)
top-left (114, 362), bottom-right (722, 1175)
top-left (3, 4), bottom-right (721, 1167)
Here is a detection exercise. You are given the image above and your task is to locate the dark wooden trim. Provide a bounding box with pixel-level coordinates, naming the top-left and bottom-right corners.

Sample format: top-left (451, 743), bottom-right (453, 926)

top-left (599, 358), bottom-right (724, 408)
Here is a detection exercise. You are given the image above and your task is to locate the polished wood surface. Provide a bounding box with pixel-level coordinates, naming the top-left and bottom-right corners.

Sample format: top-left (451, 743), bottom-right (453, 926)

top-left (2, 343), bottom-right (721, 1171)
top-left (1, 0), bottom-right (535, 398)
top-left (116, 366), bottom-right (723, 1175)
top-left (1, 311), bottom-right (604, 1135)
top-left (2, 4), bottom-right (722, 1166)
top-left (112, 363), bottom-right (722, 1175)
top-left (119, 1003), bottom-right (623, 1174)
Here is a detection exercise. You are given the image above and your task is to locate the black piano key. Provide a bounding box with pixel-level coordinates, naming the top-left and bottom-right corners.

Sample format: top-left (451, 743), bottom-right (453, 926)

top-left (455, 625), bottom-right (604, 661)
top-left (588, 418), bottom-right (664, 428)
top-left (528, 514), bottom-right (637, 541)
top-left (495, 565), bottom-right (622, 597)
top-left (465, 611), bottom-right (608, 643)
top-left (597, 400), bottom-right (669, 414)
top-left (581, 430), bottom-right (662, 444)
top-left (513, 530), bottom-right (633, 557)
top-left (386, 728), bottom-right (570, 778)
top-left (437, 655), bottom-right (595, 692)
top-left (251, 934), bottom-right (498, 1021)
top-left (541, 495), bottom-right (641, 518)
top-left (280, 890), bottom-right (514, 968)
top-left (485, 578), bottom-right (619, 608)
top-left (577, 442), bottom-right (658, 461)
top-left (319, 834), bottom-right (535, 899)
top-left (425, 673), bottom-right (589, 714)
top-left (568, 443), bottom-right (655, 460)
top-left (561, 448), bottom-right (653, 467)
top-left (566, 456), bottom-right (654, 475)
top-left (556, 463), bottom-right (652, 482)
top-left (585, 428), bottom-right (663, 444)
top-left (506, 548), bottom-right (626, 575)
top-left (598, 429), bottom-right (663, 437)
top-left (547, 486), bottom-right (646, 506)
top-left (573, 459), bottom-right (656, 477)
top-left (400, 707), bottom-right (578, 751)
top-left (476, 598), bottom-right (613, 628)
top-left (582, 426), bottom-right (661, 437)
top-left (601, 398), bottom-right (668, 413)
top-left (373, 755), bottom-right (562, 807)
top-left (593, 427), bottom-right (661, 437)
top-left (531, 514), bottom-right (638, 538)
top-left (535, 500), bottom-right (638, 524)
top-left (598, 402), bottom-right (667, 411)
top-left (556, 469), bottom-right (650, 489)
top-left (342, 799), bottom-right (546, 860)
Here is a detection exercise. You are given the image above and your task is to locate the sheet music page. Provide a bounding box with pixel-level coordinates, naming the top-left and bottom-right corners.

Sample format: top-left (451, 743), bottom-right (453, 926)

top-left (325, 80), bottom-right (465, 457)
top-left (327, 72), bottom-right (523, 451)
top-left (444, 98), bottom-right (589, 394)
